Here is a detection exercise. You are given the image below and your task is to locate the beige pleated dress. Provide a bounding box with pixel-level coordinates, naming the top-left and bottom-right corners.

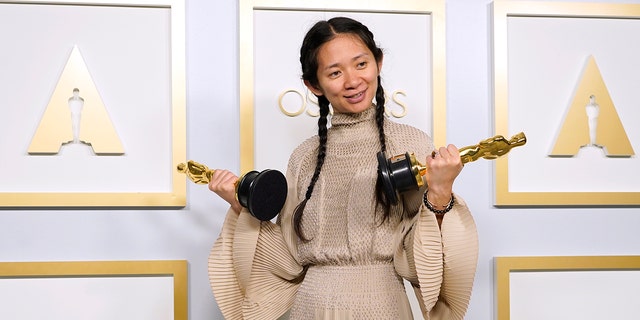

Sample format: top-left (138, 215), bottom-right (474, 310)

top-left (209, 107), bottom-right (479, 319)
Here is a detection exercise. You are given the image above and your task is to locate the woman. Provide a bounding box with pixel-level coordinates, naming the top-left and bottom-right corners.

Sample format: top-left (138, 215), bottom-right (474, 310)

top-left (208, 17), bottom-right (478, 319)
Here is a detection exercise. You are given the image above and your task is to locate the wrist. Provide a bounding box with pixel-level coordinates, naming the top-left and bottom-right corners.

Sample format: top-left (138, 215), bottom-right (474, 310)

top-left (230, 202), bottom-right (243, 215)
top-left (423, 189), bottom-right (454, 215)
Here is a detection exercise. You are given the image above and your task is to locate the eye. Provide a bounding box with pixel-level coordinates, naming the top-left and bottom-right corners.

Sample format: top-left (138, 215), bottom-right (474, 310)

top-left (328, 70), bottom-right (341, 78)
top-left (356, 61), bottom-right (367, 69)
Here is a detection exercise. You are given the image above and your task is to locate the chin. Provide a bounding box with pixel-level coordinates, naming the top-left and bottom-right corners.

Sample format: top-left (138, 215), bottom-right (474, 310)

top-left (333, 97), bottom-right (375, 114)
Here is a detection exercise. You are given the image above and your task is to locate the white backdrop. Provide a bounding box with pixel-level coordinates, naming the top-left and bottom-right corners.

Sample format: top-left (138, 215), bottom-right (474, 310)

top-left (510, 270), bottom-right (640, 319)
top-left (254, 9), bottom-right (431, 173)
top-left (507, 16), bottom-right (640, 192)
top-left (0, 3), bottom-right (173, 193)
top-left (1, 0), bottom-right (640, 319)
top-left (0, 276), bottom-right (174, 320)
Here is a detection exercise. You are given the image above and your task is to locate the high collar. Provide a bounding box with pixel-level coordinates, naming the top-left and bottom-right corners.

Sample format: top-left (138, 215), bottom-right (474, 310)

top-left (330, 105), bottom-right (377, 128)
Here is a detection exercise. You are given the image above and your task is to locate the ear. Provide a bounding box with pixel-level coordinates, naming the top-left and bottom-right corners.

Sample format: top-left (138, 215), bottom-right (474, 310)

top-left (304, 80), bottom-right (324, 97)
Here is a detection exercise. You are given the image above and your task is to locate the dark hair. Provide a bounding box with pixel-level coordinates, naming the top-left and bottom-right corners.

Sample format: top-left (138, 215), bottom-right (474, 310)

top-left (294, 17), bottom-right (392, 240)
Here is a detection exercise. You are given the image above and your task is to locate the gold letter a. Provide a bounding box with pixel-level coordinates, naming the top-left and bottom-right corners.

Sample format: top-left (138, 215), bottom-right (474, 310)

top-left (549, 55), bottom-right (634, 157)
top-left (28, 45), bottom-right (124, 155)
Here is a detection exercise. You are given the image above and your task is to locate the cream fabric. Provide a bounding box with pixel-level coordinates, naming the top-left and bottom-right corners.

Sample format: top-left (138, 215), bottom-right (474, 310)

top-left (209, 107), bottom-right (478, 319)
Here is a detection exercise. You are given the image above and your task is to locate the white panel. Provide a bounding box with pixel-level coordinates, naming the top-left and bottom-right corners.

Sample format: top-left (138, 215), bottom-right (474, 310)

top-left (506, 16), bottom-right (640, 192)
top-left (254, 10), bottom-right (432, 173)
top-left (510, 270), bottom-right (640, 320)
top-left (0, 276), bottom-right (174, 320)
top-left (0, 3), bottom-right (173, 192)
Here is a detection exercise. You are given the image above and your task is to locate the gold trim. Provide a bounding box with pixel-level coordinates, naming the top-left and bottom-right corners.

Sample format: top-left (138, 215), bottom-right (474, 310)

top-left (0, 0), bottom-right (186, 207)
top-left (495, 255), bottom-right (640, 320)
top-left (492, 1), bottom-right (640, 206)
top-left (0, 260), bottom-right (188, 320)
top-left (239, 0), bottom-right (446, 172)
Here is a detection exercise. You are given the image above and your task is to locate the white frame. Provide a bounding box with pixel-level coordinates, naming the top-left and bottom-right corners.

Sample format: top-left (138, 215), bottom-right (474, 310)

top-left (492, 1), bottom-right (640, 206)
top-left (495, 256), bottom-right (640, 320)
top-left (239, 0), bottom-right (446, 173)
top-left (0, 0), bottom-right (186, 207)
top-left (0, 260), bottom-right (188, 320)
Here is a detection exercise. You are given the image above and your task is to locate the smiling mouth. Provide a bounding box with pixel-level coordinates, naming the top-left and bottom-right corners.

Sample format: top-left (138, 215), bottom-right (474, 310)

top-left (346, 91), bottom-right (364, 99)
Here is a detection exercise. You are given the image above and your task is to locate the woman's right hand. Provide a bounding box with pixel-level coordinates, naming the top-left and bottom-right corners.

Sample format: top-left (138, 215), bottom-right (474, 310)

top-left (208, 169), bottom-right (243, 214)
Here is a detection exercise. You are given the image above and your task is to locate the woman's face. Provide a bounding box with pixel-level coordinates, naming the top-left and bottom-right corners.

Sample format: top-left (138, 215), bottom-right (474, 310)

top-left (305, 33), bottom-right (382, 114)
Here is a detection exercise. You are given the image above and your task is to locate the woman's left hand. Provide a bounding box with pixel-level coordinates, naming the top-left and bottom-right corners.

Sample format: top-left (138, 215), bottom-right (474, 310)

top-left (424, 144), bottom-right (464, 205)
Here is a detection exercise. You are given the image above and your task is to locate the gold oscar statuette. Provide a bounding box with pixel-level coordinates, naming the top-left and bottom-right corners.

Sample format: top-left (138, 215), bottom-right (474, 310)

top-left (377, 132), bottom-right (527, 204)
top-left (177, 160), bottom-right (287, 221)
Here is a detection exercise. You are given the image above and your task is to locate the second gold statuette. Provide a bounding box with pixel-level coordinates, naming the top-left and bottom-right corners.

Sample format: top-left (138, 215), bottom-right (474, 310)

top-left (177, 160), bottom-right (287, 221)
top-left (377, 132), bottom-right (527, 204)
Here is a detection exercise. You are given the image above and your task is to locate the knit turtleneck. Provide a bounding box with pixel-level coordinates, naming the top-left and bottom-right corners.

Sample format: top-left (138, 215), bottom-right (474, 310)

top-left (329, 105), bottom-right (377, 128)
top-left (297, 104), bottom-right (388, 266)
top-left (327, 106), bottom-right (379, 147)
top-left (287, 103), bottom-right (432, 266)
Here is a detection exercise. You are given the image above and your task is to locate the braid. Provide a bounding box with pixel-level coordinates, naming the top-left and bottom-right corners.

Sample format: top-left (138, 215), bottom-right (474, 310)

top-left (374, 76), bottom-right (386, 153)
top-left (296, 17), bottom-right (388, 238)
top-left (374, 76), bottom-right (395, 220)
top-left (306, 97), bottom-right (330, 199)
top-left (293, 96), bottom-right (330, 241)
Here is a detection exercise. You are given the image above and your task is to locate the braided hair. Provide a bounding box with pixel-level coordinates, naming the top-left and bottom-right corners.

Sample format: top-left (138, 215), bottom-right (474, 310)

top-left (294, 17), bottom-right (392, 241)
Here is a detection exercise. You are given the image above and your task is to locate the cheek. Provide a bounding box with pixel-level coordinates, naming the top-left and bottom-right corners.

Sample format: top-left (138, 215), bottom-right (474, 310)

top-left (321, 82), bottom-right (342, 96)
top-left (368, 75), bottom-right (379, 93)
top-left (369, 71), bottom-right (380, 84)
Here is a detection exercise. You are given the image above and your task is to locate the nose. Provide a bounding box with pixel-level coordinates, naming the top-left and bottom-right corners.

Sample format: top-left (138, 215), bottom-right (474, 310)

top-left (343, 69), bottom-right (361, 89)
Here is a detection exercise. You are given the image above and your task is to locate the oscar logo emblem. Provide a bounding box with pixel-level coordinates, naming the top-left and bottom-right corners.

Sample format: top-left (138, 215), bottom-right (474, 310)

top-left (377, 132), bottom-right (527, 204)
top-left (177, 160), bottom-right (287, 221)
top-left (550, 56), bottom-right (634, 157)
top-left (28, 45), bottom-right (124, 155)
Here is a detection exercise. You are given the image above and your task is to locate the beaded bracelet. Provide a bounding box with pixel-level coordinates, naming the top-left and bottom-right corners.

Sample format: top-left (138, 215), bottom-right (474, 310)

top-left (423, 190), bottom-right (455, 215)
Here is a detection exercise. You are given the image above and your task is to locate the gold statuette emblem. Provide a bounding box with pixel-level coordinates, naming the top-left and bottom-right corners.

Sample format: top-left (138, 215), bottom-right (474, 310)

top-left (550, 56), bottom-right (634, 157)
top-left (28, 45), bottom-right (124, 155)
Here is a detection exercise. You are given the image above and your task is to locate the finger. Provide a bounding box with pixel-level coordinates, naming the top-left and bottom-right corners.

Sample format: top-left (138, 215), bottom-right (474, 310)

top-left (207, 170), bottom-right (222, 191)
top-left (437, 145), bottom-right (460, 164)
top-left (438, 146), bottom-right (450, 160)
top-left (208, 170), bottom-right (232, 191)
top-left (221, 173), bottom-right (239, 189)
top-left (446, 144), bottom-right (460, 156)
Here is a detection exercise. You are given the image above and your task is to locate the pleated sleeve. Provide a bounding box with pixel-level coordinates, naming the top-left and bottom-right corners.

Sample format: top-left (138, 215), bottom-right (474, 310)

top-left (207, 148), bottom-right (310, 320)
top-left (208, 206), bottom-right (305, 320)
top-left (394, 195), bottom-right (479, 320)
